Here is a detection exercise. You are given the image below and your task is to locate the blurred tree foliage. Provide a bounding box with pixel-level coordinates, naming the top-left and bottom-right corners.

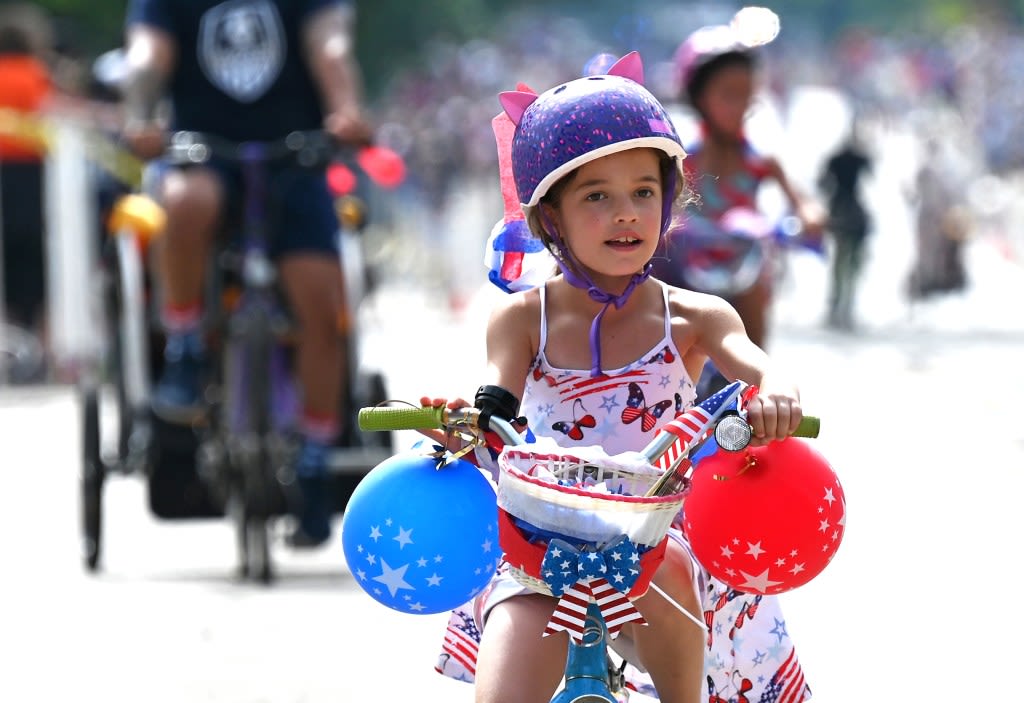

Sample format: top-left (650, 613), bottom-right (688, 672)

top-left (354, 0), bottom-right (491, 98)
top-left (28, 0), bottom-right (127, 56)
top-left (774, 0), bottom-right (1003, 34)
top-left (18, 0), bottom-right (1024, 96)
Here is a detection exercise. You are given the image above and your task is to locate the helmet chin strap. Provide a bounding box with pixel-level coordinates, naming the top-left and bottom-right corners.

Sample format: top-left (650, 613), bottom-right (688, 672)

top-left (540, 208), bottom-right (653, 378)
top-left (537, 166), bottom-right (677, 378)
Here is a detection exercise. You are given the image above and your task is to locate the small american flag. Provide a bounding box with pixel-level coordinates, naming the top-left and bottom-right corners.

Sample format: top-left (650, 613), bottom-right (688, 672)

top-left (759, 648), bottom-right (809, 703)
top-left (654, 381), bottom-right (746, 472)
top-left (439, 607), bottom-right (481, 677)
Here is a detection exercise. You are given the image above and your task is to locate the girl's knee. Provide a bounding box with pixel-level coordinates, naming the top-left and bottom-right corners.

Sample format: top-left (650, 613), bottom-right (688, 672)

top-left (661, 539), bottom-right (699, 590)
top-left (485, 593), bottom-right (557, 635)
top-left (638, 542), bottom-right (701, 621)
top-left (475, 595), bottom-right (566, 702)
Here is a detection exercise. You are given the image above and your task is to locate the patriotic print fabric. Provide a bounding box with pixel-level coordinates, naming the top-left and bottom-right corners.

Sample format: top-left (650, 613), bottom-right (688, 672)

top-left (436, 606), bottom-right (481, 682)
top-left (436, 545), bottom-right (811, 703)
top-left (519, 283), bottom-right (696, 458)
top-left (624, 545), bottom-right (812, 702)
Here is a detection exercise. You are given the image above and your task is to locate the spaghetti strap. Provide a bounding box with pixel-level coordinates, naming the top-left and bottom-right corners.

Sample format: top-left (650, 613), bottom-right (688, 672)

top-left (538, 283), bottom-right (549, 354)
top-left (661, 282), bottom-right (672, 339)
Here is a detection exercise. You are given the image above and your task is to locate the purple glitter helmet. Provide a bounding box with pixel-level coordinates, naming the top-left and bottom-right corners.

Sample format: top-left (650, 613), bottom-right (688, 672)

top-left (499, 51), bottom-right (686, 231)
top-left (495, 53), bottom-right (688, 378)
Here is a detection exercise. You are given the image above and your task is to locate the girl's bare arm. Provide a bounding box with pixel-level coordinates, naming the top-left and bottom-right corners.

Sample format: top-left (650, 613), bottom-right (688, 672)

top-left (766, 156), bottom-right (826, 236)
top-left (484, 290), bottom-right (538, 403)
top-left (686, 292), bottom-right (802, 442)
top-left (419, 291), bottom-right (536, 447)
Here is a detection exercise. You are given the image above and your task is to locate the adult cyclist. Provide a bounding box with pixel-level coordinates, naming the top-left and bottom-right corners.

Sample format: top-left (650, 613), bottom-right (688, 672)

top-left (121, 0), bottom-right (372, 548)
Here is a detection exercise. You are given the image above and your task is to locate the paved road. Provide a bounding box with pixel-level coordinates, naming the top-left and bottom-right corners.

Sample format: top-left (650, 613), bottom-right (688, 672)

top-left (4, 114), bottom-right (1024, 701)
top-left (5, 251), bottom-right (1024, 703)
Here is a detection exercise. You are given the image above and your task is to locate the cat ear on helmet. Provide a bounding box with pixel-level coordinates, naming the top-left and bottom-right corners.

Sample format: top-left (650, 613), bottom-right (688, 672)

top-left (499, 89), bottom-right (539, 126)
top-left (606, 50), bottom-right (644, 85)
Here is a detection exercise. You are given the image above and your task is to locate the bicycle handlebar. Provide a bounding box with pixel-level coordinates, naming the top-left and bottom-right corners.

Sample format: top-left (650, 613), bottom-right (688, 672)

top-left (358, 404), bottom-right (820, 456)
top-left (794, 415), bottom-right (820, 437)
top-left (164, 129), bottom-right (341, 167)
top-left (358, 404), bottom-right (446, 432)
top-left (163, 130), bottom-right (406, 191)
top-left (357, 404), bottom-right (523, 446)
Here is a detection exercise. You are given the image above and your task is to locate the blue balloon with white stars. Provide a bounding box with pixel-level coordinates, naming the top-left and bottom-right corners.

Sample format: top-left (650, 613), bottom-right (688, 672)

top-left (341, 451), bottom-right (501, 615)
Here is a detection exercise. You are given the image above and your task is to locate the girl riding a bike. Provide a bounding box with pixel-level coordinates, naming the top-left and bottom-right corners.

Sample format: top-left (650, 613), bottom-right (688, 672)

top-left (664, 7), bottom-right (825, 351)
top-left (426, 52), bottom-right (810, 703)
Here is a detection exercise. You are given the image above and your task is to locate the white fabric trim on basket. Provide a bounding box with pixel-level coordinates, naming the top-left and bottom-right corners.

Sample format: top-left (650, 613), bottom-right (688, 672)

top-left (498, 443), bottom-right (680, 501)
top-left (496, 441), bottom-right (686, 547)
top-left (501, 442), bottom-right (662, 484)
top-left (498, 472), bottom-right (681, 546)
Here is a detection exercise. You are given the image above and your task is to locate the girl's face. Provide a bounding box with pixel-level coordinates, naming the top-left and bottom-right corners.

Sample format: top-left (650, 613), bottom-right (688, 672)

top-left (544, 148), bottom-right (664, 283)
top-left (695, 62), bottom-right (754, 140)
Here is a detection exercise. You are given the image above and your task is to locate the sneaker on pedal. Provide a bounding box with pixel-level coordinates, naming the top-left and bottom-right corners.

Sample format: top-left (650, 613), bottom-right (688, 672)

top-left (152, 332), bottom-right (207, 424)
top-left (287, 439), bottom-right (332, 549)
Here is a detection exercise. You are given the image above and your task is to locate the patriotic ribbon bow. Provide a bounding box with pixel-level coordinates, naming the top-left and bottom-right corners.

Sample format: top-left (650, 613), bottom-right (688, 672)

top-left (540, 535), bottom-right (646, 641)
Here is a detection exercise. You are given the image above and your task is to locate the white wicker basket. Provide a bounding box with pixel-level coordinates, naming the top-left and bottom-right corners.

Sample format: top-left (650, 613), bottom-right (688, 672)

top-left (496, 440), bottom-right (686, 596)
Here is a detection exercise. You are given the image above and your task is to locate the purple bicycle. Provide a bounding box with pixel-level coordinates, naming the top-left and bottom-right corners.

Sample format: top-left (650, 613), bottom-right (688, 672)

top-left (80, 130), bottom-right (397, 582)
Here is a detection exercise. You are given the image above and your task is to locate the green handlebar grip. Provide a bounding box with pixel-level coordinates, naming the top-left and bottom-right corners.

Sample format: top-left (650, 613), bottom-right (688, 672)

top-left (358, 405), bottom-right (444, 432)
top-left (793, 415), bottom-right (820, 438)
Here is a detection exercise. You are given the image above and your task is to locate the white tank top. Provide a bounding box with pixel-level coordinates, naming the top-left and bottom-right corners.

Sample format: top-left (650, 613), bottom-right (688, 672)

top-left (521, 282), bottom-right (697, 456)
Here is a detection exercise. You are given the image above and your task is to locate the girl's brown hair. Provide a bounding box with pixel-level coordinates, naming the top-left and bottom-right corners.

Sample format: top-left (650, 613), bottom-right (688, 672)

top-left (526, 150), bottom-right (693, 255)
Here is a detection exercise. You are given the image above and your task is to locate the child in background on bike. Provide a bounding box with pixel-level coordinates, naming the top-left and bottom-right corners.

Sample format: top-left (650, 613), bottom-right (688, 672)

top-left (424, 52), bottom-right (810, 703)
top-left (121, 0), bottom-right (373, 547)
top-left (671, 7), bottom-right (825, 349)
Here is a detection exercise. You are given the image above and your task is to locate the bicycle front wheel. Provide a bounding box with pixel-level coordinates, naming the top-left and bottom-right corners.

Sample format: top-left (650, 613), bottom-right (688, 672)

top-left (80, 387), bottom-right (104, 571)
top-left (224, 306), bottom-right (275, 584)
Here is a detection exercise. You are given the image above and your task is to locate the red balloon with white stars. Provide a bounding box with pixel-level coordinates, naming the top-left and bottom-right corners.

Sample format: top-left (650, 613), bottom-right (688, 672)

top-left (683, 437), bottom-right (845, 595)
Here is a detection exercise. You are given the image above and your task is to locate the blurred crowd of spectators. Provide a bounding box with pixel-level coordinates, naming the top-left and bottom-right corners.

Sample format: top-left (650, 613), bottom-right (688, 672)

top-left (372, 4), bottom-right (1024, 192)
top-left (362, 4), bottom-right (1024, 305)
top-left (4, 2), bottom-right (1024, 382)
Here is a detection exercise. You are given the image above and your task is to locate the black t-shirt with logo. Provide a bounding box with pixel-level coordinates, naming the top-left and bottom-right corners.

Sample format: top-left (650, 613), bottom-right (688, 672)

top-left (127, 0), bottom-right (347, 141)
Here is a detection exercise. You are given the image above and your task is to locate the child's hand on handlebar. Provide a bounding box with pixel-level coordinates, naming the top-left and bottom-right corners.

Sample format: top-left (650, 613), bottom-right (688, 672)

top-left (797, 200), bottom-right (828, 239)
top-left (418, 396), bottom-right (471, 450)
top-left (743, 383), bottom-right (803, 446)
top-left (417, 395), bottom-right (530, 454)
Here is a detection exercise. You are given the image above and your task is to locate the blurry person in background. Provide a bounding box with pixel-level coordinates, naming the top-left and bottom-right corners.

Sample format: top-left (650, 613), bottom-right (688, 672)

top-left (818, 123), bottom-right (872, 330)
top-left (121, 0), bottom-right (373, 548)
top-left (908, 134), bottom-right (969, 300)
top-left (0, 4), bottom-right (53, 358)
top-left (669, 7), bottom-right (825, 351)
